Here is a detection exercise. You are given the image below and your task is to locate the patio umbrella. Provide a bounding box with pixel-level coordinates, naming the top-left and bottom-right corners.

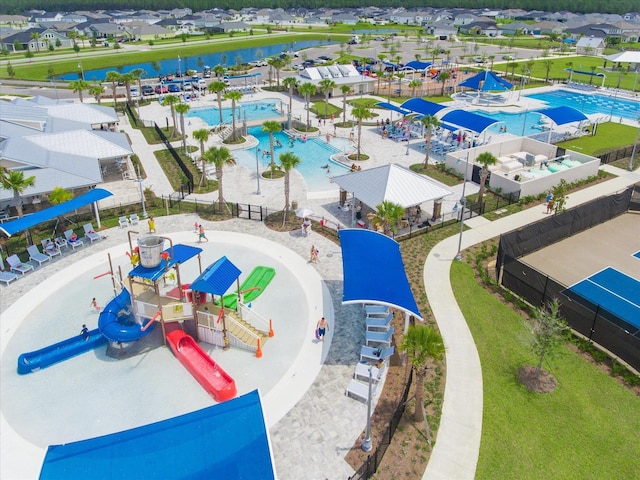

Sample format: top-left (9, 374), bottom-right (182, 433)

top-left (295, 207), bottom-right (314, 218)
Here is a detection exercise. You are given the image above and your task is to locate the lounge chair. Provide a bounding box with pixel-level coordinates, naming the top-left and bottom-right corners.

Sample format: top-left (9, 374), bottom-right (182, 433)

top-left (55, 236), bottom-right (69, 251)
top-left (354, 362), bottom-right (385, 383)
top-left (83, 223), bottom-right (101, 243)
top-left (365, 305), bottom-right (390, 317)
top-left (0, 254), bottom-right (19, 285)
top-left (365, 327), bottom-right (394, 348)
top-left (345, 378), bottom-right (377, 403)
top-left (366, 312), bottom-right (393, 332)
top-left (118, 216), bottom-right (129, 229)
top-left (27, 245), bottom-right (51, 267)
top-left (41, 239), bottom-right (61, 258)
top-left (64, 230), bottom-right (84, 250)
top-left (7, 254), bottom-right (34, 276)
top-left (129, 214), bottom-right (140, 226)
top-left (360, 345), bottom-right (395, 363)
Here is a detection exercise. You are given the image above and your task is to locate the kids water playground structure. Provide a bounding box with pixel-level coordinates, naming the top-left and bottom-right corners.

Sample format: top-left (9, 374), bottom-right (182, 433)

top-left (17, 233), bottom-right (276, 403)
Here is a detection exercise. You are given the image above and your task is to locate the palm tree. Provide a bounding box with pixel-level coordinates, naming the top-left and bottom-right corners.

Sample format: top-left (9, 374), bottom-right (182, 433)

top-left (543, 59), bottom-right (554, 83)
top-left (30, 32), bottom-right (41, 52)
top-left (351, 105), bottom-right (372, 161)
top-left (438, 70), bottom-right (451, 96)
top-left (203, 146), bottom-right (236, 210)
top-left (213, 64), bottom-right (226, 78)
top-left (174, 102), bottom-right (191, 152)
top-left (340, 85), bottom-right (351, 125)
top-left (476, 151), bottom-right (497, 205)
top-left (0, 169), bottom-right (35, 219)
top-left (420, 115), bottom-right (441, 168)
top-left (262, 120), bottom-right (282, 166)
top-left (105, 71), bottom-right (121, 107)
top-left (223, 89), bottom-right (243, 141)
top-left (299, 82), bottom-right (317, 128)
top-left (278, 152), bottom-right (301, 223)
top-left (130, 68), bottom-right (146, 99)
top-left (268, 56), bottom-right (287, 89)
top-left (120, 72), bottom-right (134, 104)
top-left (69, 79), bottom-right (90, 103)
top-left (400, 325), bottom-right (445, 422)
top-left (282, 76), bottom-right (299, 114)
top-left (88, 84), bottom-right (105, 104)
top-left (409, 79), bottom-right (422, 97)
top-left (162, 94), bottom-right (180, 138)
top-left (48, 186), bottom-right (73, 235)
top-left (208, 80), bottom-right (228, 127)
top-left (367, 200), bottom-right (405, 236)
top-left (318, 78), bottom-right (337, 118)
top-left (192, 128), bottom-right (211, 186)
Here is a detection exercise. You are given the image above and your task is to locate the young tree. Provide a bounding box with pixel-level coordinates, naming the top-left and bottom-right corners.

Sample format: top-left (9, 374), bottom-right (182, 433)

top-left (340, 85), bottom-right (351, 125)
top-left (438, 70), bottom-right (451, 96)
top-left (223, 89), bottom-right (243, 141)
top-left (299, 82), bottom-right (317, 128)
top-left (282, 76), bottom-right (299, 115)
top-left (207, 80), bottom-right (227, 127)
top-left (174, 102), bottom-right (191, 152)
top-left (162, 94), bottom-right (180, 138)
top-left (278, 152), bottom-right (301, 223)
top-left (476, 152), bottom-right (497, 205)
top-left (367, 200), bottom-right (405, 236)
top-left (551, 179), bottom-right (569, 213)
top-left (318, 78), bottom-right (337, 118)
top-left (105, 71), bottom-right (121, 108)
top-left (400, 324), bottom-right (445, 422)
top-left (352, 105), bottom-right (373, 161)
top-left (420, 115), bottom-right (441, 168)
top-left (192, 128), bottom-right (211, 186)
top-left (203, 146), bottom-right (236, 210)
top-left (262, 120), bottom-right (282, 166)
top-left (409, 79), bottom-right (422, 97)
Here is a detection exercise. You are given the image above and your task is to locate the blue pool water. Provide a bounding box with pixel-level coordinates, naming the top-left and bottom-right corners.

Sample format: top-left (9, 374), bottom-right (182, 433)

top-left (526, 89), bottom-right (640, 121)
top-left (187, 99), bottom-right (282, 126)
top-left (234, 126), bottom-right (351, 193)
top-left (471, 110), bottom-right (546, 136)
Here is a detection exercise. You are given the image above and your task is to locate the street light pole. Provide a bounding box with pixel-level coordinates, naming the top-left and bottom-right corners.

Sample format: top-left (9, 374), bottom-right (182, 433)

top-left (455, 152), bottom-right (470, 261)
top-left (255, 147), bottom-right (262, 195)
top-left (361, 365), bottom-right (373, 452)
top-left (137, 164), bottom-right (148, 219)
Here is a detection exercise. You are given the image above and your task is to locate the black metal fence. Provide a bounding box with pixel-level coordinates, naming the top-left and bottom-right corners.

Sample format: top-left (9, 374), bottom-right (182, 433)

top-left (348, 369), bottom-right (413, 480)
top-left (598, 144), bottom-right (638, 165)
top-left (496, 185), bottom-right (640, 371)
top-left (154, 124), bottom-right (194, 193)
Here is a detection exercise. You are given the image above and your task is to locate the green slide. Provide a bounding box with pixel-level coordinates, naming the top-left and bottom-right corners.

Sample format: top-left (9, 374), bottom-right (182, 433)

top-left (219, 266), bottom-right (275, 309)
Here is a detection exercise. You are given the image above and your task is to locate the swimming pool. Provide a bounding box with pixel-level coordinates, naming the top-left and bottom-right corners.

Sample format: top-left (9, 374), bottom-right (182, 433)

top-left (188, 99), bottom-right (283, 126)
top-left (526, 89), bottom-right (640, 121)
top-left (234, 126), bottom-right (351, 193)
top-left (472, 110), bottom-right (546, 136)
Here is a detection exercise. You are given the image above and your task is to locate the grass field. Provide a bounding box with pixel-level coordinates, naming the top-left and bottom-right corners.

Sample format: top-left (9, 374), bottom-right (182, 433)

top-left (450, 261), bottom-right (640, 479)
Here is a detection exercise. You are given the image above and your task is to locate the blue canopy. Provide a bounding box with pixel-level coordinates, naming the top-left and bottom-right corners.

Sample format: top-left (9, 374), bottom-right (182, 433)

top-left (536, 106), bottom-right (588, 125)
top-left (0, 188), bottom-right (112, 237)
top-left (129, 244), bottom-right (202, 282)
top-left (339, 229), bottom-right (421, 319)
top-left (458, 70), bottom-right (513, 91)
top-left (400, 98), bottom-right (447, 117)
top-left (440, 110), bottom-right (499, 134)
top-left (375, 102), bottom-right (412, 116)
top-left (190, 255), bottom-right (241, 295)
top-left (40, 390), bottom-right (275, 480)
top-left (404, 61), bottom-right (432, 70)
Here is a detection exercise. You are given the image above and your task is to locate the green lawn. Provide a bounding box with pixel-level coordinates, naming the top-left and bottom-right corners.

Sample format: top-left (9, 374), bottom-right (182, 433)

top-left (557, 121), bottom-right (639, 156)
top-left (450, 261), bottom-right (640, 479)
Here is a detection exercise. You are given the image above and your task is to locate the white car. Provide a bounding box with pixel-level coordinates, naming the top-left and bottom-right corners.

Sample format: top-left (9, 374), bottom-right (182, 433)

top-left (129, 87), bottom-right (140, 98)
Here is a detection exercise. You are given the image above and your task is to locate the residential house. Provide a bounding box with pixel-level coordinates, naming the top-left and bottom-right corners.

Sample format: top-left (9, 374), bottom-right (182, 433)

top-left (575, 36), bottom-right (606, 55)
top-left (1, 27), bottom-right (72, 52)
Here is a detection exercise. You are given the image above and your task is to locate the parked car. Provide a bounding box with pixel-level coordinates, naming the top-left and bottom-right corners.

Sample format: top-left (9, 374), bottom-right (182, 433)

top-left (155, 85), bottom-right (168, 94)
top-left (203, 67), bottom-right (211, 78)
top-left (473, 56), bottom-right (485, 63)
top-left (502, 54), bottom-right (515, 60)
top-left (141, 85), bottom-right (155, 96)
top-left (129, 87), bottom-right (140, 98)
top-left (318, 55), bottom-right (332, 61)
top-left (167, 84), bottom-right (181, 93)
top-left (181, 82), bottom-right (192, 91)
top-left (165, 73), bottom-right (174, 81)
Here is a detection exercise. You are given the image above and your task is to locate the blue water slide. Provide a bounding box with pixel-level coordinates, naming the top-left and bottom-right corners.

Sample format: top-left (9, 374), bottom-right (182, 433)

top-left (17, 328), bottom-right (107, 375)
top-left (98, 288), bottom-right (154, 343)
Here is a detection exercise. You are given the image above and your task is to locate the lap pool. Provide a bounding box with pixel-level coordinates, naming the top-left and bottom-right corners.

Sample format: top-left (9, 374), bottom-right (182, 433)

top-left (187, 99), bottom-right (283, 126)
top-left (526, 89), bottom-right (640, 121)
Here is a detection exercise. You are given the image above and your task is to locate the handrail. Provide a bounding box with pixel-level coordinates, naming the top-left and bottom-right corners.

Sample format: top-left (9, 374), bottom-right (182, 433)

top-left (238, 302), bottom-right (271, 334)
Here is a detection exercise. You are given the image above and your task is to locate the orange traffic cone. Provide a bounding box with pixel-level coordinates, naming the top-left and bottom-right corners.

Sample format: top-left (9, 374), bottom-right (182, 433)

top-left (256, 338), bottom-right (262, 358)
top-left (269, 319), bottom-right (274, 337)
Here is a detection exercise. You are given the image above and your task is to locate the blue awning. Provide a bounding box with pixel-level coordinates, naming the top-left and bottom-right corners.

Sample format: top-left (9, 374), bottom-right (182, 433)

top-left (565, 68), bottom-right (606, 77)
top-left (375, 102), bottom-right (412, 116)
top-left (0, 188), bottom-right (112, 237)
top-left (400, 98), bottom-right (447, 117)
top-left (190, 256), bottom-right (241, 295)
top-left (535, 106), bottom-right (588, 126)
top-left (458, 70), bottom-right (513, 91)
top-left (40, 390), bottom-right (275, 480)
top-left (405, 61), bottom-right (432, 70)
top-left (129, 244), bottom-right (202, 282)
top-left (440, 110), bottom-right (498, 134)
top-left (339, 229), bottom-right (421, 319)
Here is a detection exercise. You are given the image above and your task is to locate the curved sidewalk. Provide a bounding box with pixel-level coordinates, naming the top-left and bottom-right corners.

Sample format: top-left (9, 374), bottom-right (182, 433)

top-left (423, 165), bottom-right (640, 479)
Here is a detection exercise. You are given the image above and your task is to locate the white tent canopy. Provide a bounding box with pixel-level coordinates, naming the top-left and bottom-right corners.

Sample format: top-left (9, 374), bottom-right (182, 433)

top-left (604, 51), bottom-right (640, 64)
top-left (331, 163), bottom-right (453, 209)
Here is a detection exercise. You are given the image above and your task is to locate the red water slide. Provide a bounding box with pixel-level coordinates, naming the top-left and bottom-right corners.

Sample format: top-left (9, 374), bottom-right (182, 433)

top-left (166, 330), bottom-right (237, 402)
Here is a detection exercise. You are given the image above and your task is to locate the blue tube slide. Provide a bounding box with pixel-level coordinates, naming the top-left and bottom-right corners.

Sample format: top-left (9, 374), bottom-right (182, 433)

top-left (17, 328), bottom-right (107, 375)
top-left (98, 288), bottom-right (154, 343)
